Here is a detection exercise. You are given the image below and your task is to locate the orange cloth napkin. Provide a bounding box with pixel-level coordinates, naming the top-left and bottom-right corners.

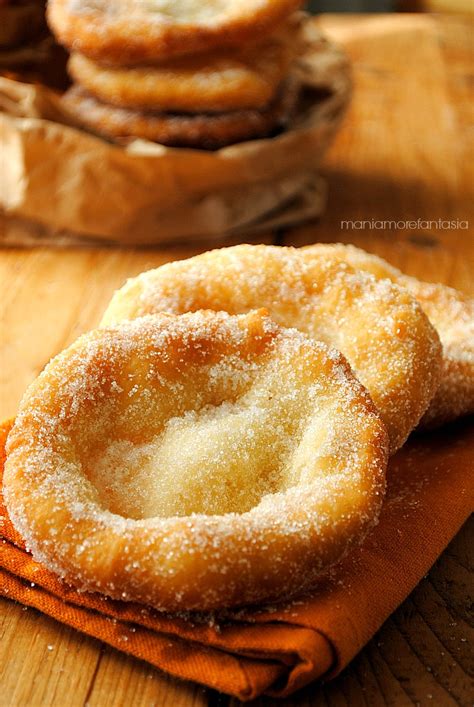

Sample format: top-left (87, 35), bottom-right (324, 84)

top-left (1, 417), bottom-right (473, 701)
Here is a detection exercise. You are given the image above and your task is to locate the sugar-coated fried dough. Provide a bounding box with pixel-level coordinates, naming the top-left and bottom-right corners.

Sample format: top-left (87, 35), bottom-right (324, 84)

top-left (61, 81), bottom-right (299, 148)
top-left (101, 245), bottom-right (442, 453)
top-left (68, 19), bottom-right (301, 113)
top-left (4, 310), bottom-right (387, 611)
top-left (48, 0), bottom-right (304, 65)
top-left (302, 243), bottom-right (474, 429)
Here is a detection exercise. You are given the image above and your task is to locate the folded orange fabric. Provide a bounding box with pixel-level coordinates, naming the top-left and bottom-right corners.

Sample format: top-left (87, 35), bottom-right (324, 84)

top-left (1, 417), bottom-right (473, 700)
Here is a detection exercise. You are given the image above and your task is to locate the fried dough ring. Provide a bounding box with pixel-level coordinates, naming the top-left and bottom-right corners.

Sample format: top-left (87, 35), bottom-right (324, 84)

top-left (68, 19), bottom-right (300, 113)
top-left (48, 0), bottom-right (303, 66)
top-left (4, 310), bottom-right (387, 611)
top-left (101, 245), bottom-right (442, 454)
top-left (61, 80), bottom-right (299, 147)
top-left (302, 243), bottom-right (474, 429)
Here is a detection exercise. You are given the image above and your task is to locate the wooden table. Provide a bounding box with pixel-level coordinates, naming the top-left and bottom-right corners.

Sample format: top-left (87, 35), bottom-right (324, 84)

top-left (1, 14), bottom-right (473, 707)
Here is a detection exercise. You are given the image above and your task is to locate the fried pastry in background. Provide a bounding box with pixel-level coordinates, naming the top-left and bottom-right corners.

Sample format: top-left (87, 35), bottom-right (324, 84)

top-left (50, 1), bottom-right (307, 147)
top-left (0, 20), bottom-right (351, 239)
top-left (100, 245), bottom-right (442, 454)
top-left (302, 243), bottom-right (474, 429)
top-left (48, 0), bottom-right (304, 65)
top-left (62, 79), bottom-right (299, 148)
top-left (67, 18), bottom-right (301, 113)
top-left (4, 310), bottom-right (387, 611)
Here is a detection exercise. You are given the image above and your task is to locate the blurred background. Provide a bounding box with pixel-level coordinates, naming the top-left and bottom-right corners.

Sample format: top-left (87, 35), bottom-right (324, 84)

top-left (0, 0), bottom-right (471, 246)
top-left (309, 1), bottom-right (391, 9)
top-left (308, 0), bottom-right (472, 10)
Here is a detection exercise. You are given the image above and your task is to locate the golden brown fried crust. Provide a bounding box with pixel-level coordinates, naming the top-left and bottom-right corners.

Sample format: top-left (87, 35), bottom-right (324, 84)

top-left (61, 80), bottom-right (300, 148)
top-left (397, 279), bottom-right (474, 429)
top-left (67, 19), bottom-right (301, 113)
top-left (48, 0), bottom-right (304, 66)
top-left (302, 243), bottom-right (474, 429)
top-left (4, 310), bottom-right (387, 611)
top-left (101, 244), bottom-right (443, 454)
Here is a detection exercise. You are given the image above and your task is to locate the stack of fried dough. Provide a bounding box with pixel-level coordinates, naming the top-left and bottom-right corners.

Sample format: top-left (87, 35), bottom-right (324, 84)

top-left (4, 244), bottom-right (473, 613)
top-left (48, 0), bottom-right (307, 148)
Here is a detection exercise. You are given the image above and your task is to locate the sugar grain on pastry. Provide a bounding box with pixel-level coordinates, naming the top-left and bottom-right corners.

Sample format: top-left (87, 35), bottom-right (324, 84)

top-left (4, 310), bottom-right (387, 611)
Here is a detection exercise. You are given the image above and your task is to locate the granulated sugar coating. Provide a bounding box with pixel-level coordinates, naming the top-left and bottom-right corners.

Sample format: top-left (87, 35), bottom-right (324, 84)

top-left (303, 243), bottom-right (474, 429)
top-left (101, 244), bottom-right (442, 454)
top-left (4, 310), bottom-right (387, 611)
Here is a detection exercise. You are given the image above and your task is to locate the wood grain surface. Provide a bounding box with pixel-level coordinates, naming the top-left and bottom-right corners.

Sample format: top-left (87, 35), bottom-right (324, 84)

top-left (1, 13), bottom-right (473, 707)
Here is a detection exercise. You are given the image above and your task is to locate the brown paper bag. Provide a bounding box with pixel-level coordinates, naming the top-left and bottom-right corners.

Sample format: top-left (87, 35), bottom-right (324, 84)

top-left (0, 21), bottom-right (351, 246)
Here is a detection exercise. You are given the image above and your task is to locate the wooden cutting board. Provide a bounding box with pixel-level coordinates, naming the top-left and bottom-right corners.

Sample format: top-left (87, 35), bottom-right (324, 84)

top-left (0, 13), bottom-right (472, 707)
